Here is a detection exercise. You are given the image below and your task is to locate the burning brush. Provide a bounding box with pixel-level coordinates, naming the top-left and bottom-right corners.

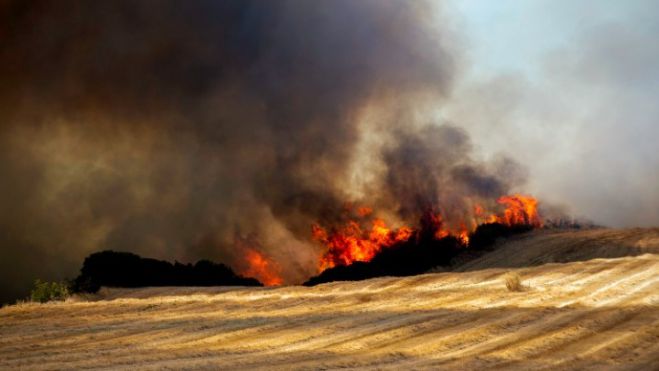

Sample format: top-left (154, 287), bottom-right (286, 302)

top-left (312, 194), bottom-right (542, 273)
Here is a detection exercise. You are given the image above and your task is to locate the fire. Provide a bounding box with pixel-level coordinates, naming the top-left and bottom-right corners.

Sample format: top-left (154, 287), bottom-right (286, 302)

top-left (420, 210), bottom-right (471, 243)
top-left (357, 206), bottom-right (373, 217)
top-left (241, 249), bottom-right (283, 286)
top-left (394, 226), bottom-right (413, 241)
top-left (312, 217), bottom-right (412, 271)
top-left (478, 194), bottom-right (542, 228)
top-left (497, 194), bottom-right (542, 227)
top-left (313, 195), bottom-right (542, 271)
top-left (457, 223), bottom-right (470, 245)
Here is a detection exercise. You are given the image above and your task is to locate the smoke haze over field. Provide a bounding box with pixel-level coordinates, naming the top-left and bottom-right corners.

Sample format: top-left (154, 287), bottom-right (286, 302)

top-left (1, 0), bottom-right (658, 303)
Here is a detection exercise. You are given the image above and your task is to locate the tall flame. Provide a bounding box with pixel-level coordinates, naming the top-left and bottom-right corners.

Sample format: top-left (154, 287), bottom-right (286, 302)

top-left (241, 249), bottom-right (283, 286)
top-left (312, 218), bottom-right (412, 271)
top-left (496, 194), bottom-right (542, 227)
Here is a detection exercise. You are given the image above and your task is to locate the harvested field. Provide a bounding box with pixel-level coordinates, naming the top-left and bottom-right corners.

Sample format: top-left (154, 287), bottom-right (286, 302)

top-left (1, 229), bottom-right (658, 370)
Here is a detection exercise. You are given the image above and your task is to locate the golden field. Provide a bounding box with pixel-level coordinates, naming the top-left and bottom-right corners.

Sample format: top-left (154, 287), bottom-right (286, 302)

top-left (1, 228), bottom-right (658, 370)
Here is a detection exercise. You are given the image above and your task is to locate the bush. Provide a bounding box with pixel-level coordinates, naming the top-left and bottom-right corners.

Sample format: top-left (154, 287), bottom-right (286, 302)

top-left (30, 279), bottom-right (70, 303)
top-left (71, 250), bottom-right (263, 293)
top-left (504, 272), bottom-right (523, 292)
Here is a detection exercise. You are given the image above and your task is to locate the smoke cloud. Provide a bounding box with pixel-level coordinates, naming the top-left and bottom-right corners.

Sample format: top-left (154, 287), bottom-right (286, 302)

top-left (6, 0), bottom-right (589, 304)
top-left (370, 124), bottom-right (527, 232)
top-left (0, 0), bottom-right (476, 303)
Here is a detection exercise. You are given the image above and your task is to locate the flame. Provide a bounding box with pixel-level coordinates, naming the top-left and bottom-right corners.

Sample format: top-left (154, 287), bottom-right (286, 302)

top-left (312, 217), bottom-right (412, 271)
top-left (457, 223), bottom-right (470, 245)
top-left (241, 249), bottom-right (283, 286)
top-left (478, 194), bottom-right (542, 227)
top-left (497, 194), bottom-right (542, 227)
top-left (313, 194), bottom-right (542, 272)
top-left (357, 206), bottom-right (373, 217)
top-left (394, 226), bottom-right (413, 241)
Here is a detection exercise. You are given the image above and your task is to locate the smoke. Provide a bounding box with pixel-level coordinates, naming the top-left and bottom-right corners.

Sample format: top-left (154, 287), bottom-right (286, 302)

top-left (0, 0), bottom-right (473, 303)
top-left (443, 0), bottom-right (659, 228)
top-left (369, 124), bottom-right (527, 231)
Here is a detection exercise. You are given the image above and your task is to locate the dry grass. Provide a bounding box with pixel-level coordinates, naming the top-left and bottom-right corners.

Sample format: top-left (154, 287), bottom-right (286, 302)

top-left (1, 228), bottom-right (658, 370)
top-left (504, 272), bottom-right (524, 292)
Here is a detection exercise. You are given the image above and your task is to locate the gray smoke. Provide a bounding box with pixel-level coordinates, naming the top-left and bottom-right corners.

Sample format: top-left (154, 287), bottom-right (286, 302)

top-left (371, 124), bottom-right (527, 231)
top-left (0, 0), bottom-right (468, 303)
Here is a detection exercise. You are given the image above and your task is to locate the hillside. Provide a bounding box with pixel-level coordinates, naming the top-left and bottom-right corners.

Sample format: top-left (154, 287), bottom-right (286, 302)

top-left (1, 228), bottom-right (658, 370)
top-left (454, 227), bottom-right (659, 271)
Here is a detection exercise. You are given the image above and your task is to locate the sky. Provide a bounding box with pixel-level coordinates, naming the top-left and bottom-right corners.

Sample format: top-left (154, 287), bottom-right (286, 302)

top-left (0, 0), bottom-right (657, 304)
top-left (444, 0), bottom-right (659, 226)
top-left (453, 0), bottom-right (646, 77)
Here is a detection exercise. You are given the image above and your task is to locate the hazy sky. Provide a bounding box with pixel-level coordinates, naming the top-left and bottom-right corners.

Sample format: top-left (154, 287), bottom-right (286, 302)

top-left (446, 0), bottom-right (659, 226)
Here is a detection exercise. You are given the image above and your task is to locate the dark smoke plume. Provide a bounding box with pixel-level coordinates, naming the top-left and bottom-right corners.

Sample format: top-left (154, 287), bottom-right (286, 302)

top-left (0, 0), bottom-right (528, 303)
top-left (376, 124), bottom-right (527, 231)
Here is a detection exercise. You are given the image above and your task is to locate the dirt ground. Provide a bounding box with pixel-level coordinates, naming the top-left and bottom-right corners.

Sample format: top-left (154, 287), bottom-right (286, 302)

top-left (1, 228), bottom-right (658, 370)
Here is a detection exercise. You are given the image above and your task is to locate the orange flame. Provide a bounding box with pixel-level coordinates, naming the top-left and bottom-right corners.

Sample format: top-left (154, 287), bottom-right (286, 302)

top-left (313, 194), bottom-right (542, 272)
top-left (457, 223), bottom-right (470, 245)
top-left (356, 206), bottom-right (373, 217)
top-left (480, 194), bottom-right (542, 227)
top-left (497, 194), bottom-right (542, 227)
top-left (313, 217), bottom-right (411, 271)
top-left (241, 249), bottom-right (283, 286)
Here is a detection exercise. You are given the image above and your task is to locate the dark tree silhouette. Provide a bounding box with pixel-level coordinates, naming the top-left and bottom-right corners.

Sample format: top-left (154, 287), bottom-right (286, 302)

top-left (71, 251), bottom-right (262, 293)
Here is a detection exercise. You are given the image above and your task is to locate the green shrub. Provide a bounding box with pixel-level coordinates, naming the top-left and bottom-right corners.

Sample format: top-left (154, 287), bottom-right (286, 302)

top-left (30, 279), bottom-right (70, 303)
